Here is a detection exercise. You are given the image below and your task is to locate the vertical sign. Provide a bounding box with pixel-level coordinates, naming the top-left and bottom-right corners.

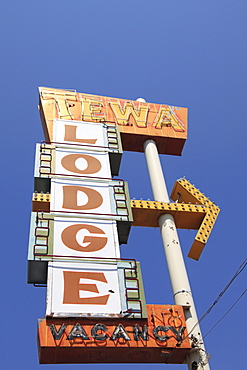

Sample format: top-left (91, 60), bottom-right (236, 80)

top-left (28, 118), bottom-right (142, 318)
top-left (28, 88), bottom-right (196, 365)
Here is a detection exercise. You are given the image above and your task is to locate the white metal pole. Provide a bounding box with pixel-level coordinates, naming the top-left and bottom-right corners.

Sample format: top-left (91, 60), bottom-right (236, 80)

top-left (143, 139), bottom-right (210, 370)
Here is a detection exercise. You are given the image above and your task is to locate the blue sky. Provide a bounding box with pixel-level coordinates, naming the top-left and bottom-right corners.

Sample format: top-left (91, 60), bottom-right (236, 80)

top-left (1, 1), bottom-right (246, 369)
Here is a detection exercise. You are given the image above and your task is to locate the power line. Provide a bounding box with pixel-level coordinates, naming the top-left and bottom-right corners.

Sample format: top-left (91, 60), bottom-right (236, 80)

top-left (197, 258), bottom-right (246, 325)
top-left (203, 289), bottom-right (246, 338)
top-left (183, 258), bottom-right (247, 340)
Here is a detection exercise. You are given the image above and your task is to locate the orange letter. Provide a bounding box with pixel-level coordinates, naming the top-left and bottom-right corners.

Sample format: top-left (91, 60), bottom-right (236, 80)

top-left (64, 125), bottom-right (97, 144)
top-left (61, 224), bottom-right (107, 252)
top-left (63, 271), bottom-right (110, 305)
top-left (61, 153), bottom-right (102, 175)
top-left (62, 186), bottom-right (103, 210)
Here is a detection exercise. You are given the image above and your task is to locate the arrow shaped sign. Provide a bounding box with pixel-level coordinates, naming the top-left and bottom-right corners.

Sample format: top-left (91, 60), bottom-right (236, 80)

top-left (131, 178), bottom-right (220, 261)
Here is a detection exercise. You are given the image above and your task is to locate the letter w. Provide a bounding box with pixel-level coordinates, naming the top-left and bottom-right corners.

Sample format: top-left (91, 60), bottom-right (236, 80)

top-left (109, 101), bottom-right (149, 128)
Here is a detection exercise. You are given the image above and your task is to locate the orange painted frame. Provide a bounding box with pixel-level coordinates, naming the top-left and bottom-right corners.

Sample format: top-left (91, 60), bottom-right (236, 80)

top-left (39, 87), bottom-right (187, 155)
top-left (38, 304), bottom-right (191, 364)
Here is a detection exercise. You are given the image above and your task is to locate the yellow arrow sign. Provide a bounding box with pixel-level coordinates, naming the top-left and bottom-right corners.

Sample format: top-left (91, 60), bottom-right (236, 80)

top-left (170, 178), bottom-right (220, 260)
top-left (131, 178), bottom-right (220, 261)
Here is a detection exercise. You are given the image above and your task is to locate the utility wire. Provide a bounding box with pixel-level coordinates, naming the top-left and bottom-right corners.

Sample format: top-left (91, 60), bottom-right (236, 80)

top-left (183, 258), bottom-right (247, 340)
top-left (203, 289), bottom-right (246, 338)
top-left (197, 258), bottom-right (246, 324)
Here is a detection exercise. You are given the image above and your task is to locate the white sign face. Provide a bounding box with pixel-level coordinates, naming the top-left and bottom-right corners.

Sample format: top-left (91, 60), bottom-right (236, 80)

top-left (46, 261), bottom-right (122, 316)
top-left (50, 178), bottom-right (114, 216)
top-left (54, 147), bottom-right (111, 179)
top-left (53, 217), bottom-right (120, 259)
top-left (53, 119), bottom-right (108, 148)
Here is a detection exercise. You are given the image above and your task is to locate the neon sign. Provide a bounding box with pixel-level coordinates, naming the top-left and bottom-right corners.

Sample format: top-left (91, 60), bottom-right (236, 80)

top-left (39, 87), bottom-right (187, 155)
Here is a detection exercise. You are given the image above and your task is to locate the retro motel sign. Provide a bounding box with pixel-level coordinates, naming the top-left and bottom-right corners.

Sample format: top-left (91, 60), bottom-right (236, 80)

top-left (27, 87), bottom-right (219, 368)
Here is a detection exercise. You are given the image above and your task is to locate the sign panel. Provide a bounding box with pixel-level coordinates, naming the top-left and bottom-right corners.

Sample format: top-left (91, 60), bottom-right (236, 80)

top-left (53, 119), bottom-right (109, 148)
top-left (28, 215), bottom-right (120, 260)
top-left (50, 178), bottom-right (128, 218)
top-left (34, 142), bottom-right (121, 180)
top-left (46, 261), bottom-right (122, 317)
top-left (39, 87), bottom-right (187, 155)
top-left (53, 218), bottom-right (120, 259)
top-left (54, 147), bottom-right (111, 179)
top-left (38, 305), bottom-right (191, 364)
